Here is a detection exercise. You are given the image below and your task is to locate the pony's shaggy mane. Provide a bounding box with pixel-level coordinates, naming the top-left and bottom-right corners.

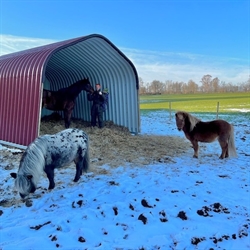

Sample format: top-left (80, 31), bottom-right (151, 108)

top-left (176, 111), bottom-right (201, 132)
top-left (16, 137), bottom-right (48, 189)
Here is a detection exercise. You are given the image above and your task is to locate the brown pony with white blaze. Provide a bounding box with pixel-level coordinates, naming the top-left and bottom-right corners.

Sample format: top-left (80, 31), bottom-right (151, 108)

top-left (175, 111), bottom-right (237, 159)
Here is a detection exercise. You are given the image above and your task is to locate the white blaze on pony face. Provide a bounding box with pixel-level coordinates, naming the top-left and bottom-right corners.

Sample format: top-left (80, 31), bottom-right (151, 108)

top-left (175, 112), bottom-right (185, 131)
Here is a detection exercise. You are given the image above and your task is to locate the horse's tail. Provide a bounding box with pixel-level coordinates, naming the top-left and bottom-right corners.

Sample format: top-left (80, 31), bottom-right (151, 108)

top-left (228, 124), bottom-right (237, 158)
top-left (83, 138), bottom-right (90, 172)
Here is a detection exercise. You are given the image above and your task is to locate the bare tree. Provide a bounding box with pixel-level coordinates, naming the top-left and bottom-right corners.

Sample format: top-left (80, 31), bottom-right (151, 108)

top-left (150, 80), bottom-right (164, 94)
top-left (211, 77), bottom-right (220, 92)
top-left (139, 77), bottom-right (147, 94)
top-left (200, 74), bottom-right (212, 92)
top-left (187, 80), bottom-right (199, 93)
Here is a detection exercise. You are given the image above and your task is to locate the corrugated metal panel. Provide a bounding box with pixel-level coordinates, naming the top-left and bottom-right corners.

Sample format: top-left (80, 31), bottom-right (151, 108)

top-left (0, 34), bottom-right (140, 147)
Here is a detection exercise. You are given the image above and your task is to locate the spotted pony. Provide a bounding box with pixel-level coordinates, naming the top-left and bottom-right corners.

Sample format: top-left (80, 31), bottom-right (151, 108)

top-left (10, 128), bottom-right (89, 198)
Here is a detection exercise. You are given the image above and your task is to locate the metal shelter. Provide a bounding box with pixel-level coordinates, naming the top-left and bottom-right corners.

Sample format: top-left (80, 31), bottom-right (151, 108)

top-left (0, 34), bottom-right (140, 148)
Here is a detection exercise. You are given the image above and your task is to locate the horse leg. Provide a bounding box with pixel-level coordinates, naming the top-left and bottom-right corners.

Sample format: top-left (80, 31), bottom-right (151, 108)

top-left (44, 165), bottom-right (56, 189)
top-left (73, 147), bottom-right (89, 182)
top-left (218, 138), bottom-right (228, 159)
top-left (63, 103), bottom-right (74, 128)
top-left (63, 109), bottom-right (71, 128)
top-left (74, 159), bottom-right (84, 182)
top-left (191, 139), bottom-right (199, 158)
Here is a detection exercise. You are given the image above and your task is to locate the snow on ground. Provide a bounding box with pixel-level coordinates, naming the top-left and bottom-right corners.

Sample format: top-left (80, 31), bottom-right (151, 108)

top-left (0, 111), bottom-right (249, 250)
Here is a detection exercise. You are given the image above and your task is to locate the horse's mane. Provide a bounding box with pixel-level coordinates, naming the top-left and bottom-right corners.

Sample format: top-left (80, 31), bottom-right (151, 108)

top-left (185, 111), bottom-right (201, 131)
top-left (17, 136), bottom-right (48, 187)
top-left (178, 111), bottom-right (201, 132)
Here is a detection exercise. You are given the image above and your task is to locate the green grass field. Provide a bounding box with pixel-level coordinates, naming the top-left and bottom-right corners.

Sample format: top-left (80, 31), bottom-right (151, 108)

top-left (140, 92), bottom-right (250, 113)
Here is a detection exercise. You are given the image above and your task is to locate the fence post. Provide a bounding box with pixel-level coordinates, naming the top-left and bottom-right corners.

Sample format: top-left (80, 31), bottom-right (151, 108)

top-left (216, 102), bottom-right (219, 119)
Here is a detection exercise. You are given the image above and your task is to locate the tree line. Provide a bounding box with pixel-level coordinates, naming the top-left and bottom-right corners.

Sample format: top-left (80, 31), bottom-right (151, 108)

top-left (139, 74), bottom-right (250, 94)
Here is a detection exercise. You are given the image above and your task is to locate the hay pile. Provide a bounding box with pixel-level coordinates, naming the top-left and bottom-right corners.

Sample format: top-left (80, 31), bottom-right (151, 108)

top-left (40, 114), bottom-right (190, 173)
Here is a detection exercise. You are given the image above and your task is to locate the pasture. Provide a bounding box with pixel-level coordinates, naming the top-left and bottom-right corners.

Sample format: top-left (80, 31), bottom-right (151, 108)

top-left (0, 102), bottom-right (250, 249)
top-left (140, 92), bottom-right (250, 114)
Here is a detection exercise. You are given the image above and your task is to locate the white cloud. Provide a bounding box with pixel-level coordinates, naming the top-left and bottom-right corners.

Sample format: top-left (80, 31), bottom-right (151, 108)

top-left (0, 34), bottom-right (56, 56)
top-left (122, 48), bottom-right (249, 85)
top-left (1, 34), bottom-right (249, 85)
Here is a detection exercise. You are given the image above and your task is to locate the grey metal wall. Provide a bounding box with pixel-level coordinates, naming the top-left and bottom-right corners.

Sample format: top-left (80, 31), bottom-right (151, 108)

top-left (42, 36), bottom-right (140, 133)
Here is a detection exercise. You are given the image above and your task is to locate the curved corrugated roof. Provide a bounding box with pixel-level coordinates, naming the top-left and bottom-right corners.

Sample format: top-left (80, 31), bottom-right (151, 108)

top-left (0, 34), bottom-right (140, 147)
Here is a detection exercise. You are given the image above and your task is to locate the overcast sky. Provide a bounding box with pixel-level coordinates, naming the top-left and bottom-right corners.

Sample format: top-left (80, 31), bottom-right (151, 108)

top-left (0, 0), bottom-right (249, 85)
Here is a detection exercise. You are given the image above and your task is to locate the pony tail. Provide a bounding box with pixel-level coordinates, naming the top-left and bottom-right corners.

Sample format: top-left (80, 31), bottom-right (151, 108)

top-left (228, 124), bottom-right (237, 157)
top-left (83, 138), bottom-right (90, 172)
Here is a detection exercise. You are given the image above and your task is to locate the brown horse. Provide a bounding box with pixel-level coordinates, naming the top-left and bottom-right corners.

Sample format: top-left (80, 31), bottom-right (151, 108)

top-left (175, 111), bottom-right (237, 159)
top-left (42, 78), bottom-right (94, 128)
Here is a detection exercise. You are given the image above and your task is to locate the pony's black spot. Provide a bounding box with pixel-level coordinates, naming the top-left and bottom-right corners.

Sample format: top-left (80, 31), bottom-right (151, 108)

top-left (51, 153), bottom-right (61, 162)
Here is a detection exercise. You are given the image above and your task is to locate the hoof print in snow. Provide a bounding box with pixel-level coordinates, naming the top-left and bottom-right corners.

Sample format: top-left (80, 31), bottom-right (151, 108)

top-left (50, 235), bottom-right (57, 241)
top-left (197, 206), bottom-right (211, 217)
top-left (129, 204), bottom-right (134, 210)
top-left (159, 210), bottom-right (168, 222)
top-left (191, 237), bottom-right (206, 245)
top-left (141, 199), bottom-right (153, 208)
top-left (108, 181), bottom-right (119, 186)
top-left (210, 235), bottom-right (231, 244)
top-left (113, 206), bottom-right (118, 215)
top-left (171, 190), bottom-right (179, 193)
top-left (78, 236), bottom-right (86, 243)
top-left (0, 210), bottom-right (3, 216)
top-left (212, 202), bottom-right (230, 214)
top-left (138, 214), bottom-right (147, 224)
top-left (197, 203), bottom-right (230, 217)
top-left (177, 211), bottom-right (187, 220)
top-left (72, 200), bottom-right (83, 208)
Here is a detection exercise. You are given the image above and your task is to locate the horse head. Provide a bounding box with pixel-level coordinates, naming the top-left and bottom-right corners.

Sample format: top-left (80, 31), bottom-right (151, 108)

top-left (81, 78), bottom-right (94, 93)
top-left (175, 111), bottom-right (186, 131)
top-left (10, 173), bottom-right (36, 199)
top-left (175, 111), bottom-right (200, 132)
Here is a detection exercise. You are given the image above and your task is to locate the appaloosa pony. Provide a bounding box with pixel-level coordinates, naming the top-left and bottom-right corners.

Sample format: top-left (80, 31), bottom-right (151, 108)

top-left (10, 128), bottom-right (89, 198)
top-left (42, 78), bottom-right (94, 128)
top-left (175, 111), bottom-right (237, 159)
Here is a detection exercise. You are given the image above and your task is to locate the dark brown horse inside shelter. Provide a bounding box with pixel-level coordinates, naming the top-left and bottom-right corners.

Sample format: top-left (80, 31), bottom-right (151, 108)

top-left (42, 78), bottom-right (94, 128)
top-left (175, 111), bottom-right (237, 159)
